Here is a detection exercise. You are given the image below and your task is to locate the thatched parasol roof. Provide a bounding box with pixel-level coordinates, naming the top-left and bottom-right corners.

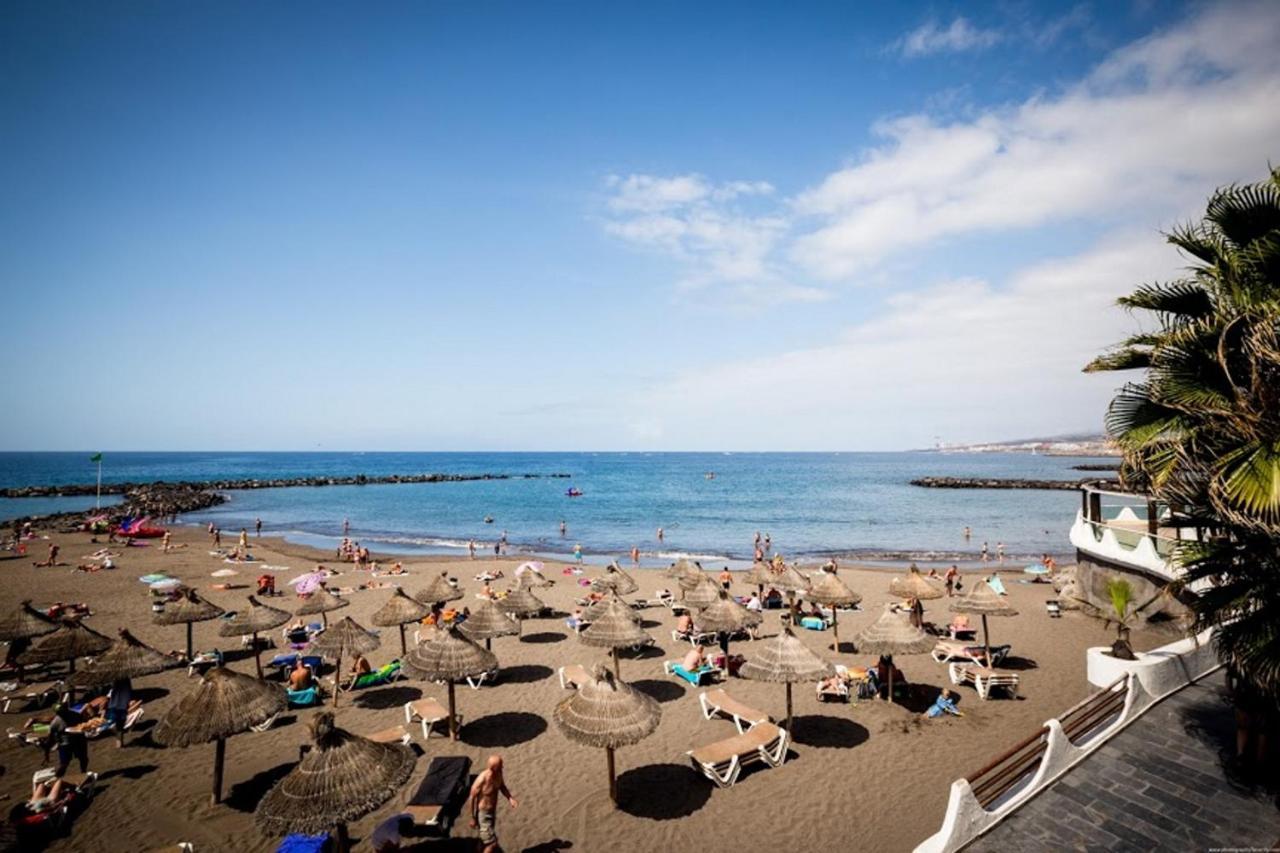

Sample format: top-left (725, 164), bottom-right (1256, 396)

top-left (153, 666), bottom-right (287, 746)
top-left (308, 617), bottom-right (380, 657)
top-left (889, 566), bottom-right (945, 601)
top-left (580, 599), bottom-right (651, 650)
top-left (852, 604), bottom-right (935, 655)
top-left (218, 596), bottom-right (291, 637)
top-left (294, 586), bottom-right (349, 617)
top-left (591, 565), bottom-right (639, 596)
top-left (743, 561), bottom-right (775, 588)
top-left (498, 585), bottom-right (545, 617)
top-left (806, 570), bottom-right (862, 607)
top-left (414, 571), bottom-right (462, 605)
top-left (255, 711), bottom-right (416, 836)
top-left (0, 600), bottom-right (58, 641)
top-left (70, 629), bottom-right (176, 687)
top-left (370, 588), bottom-right (432, 628)
top-left (153, 588), bottom-right (224, 626)
top-left (695, 590), bottom-right (763, 634)
top-left (401, 626), bottom-right (498, 682)
top-left (457, 598), bottom-right (519, 641)
top-left (683, 578), bottom-right (723, 610)
top-left (770, 563), bottom-right (811, 594)
top-left (554, 666), bottom-right (661, 748)
top-left (739, 627), bottom-right (834, 684)
top-left (583, 592), bottom-right (637, 623)
top-left (18, 621), bottom-right (113, 665)
top-left (950, 581), bottom-right (1019, 617)
top-left (665, 558), bottom-right (702, 581)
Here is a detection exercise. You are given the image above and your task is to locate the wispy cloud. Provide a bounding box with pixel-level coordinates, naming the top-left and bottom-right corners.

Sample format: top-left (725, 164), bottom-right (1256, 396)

top-left (896, 17), bottom-right (1002, 58)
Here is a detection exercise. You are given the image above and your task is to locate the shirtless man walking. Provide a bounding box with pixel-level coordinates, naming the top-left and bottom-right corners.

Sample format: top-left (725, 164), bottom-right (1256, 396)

top-left (470, 754), bottom-right (517, 852)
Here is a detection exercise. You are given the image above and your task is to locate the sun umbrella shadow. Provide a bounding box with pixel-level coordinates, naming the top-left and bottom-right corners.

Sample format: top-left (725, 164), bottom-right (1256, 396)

top-left (619, 645), bottom-right (664, 661)
top-left (225, 761), bottom-right (294, 812)
top-left (353, 685), bottom-right (423, 710)
top-left (133, 686), bottom-right (170, 703)
top-left (461, 711), bottom-right (547, 747)
top-left (616, 764), bottom-right (711, 819)
top-left (789, 715), bottom-right (869, 749)
top-left (1000, 656), bottom-right (1039, 671)
top-left (638, 619), bottom-right (663, 630)
top-left (522, 840), bottom-right (574, 853)
top-left (520, 631), bottom-right (567, 644)
top-left (630, 679), bottom-right (686, 704)
top-left (501, 664), bottom-right (554, 684)
top-left (99, 763), bottom-right (157, 781)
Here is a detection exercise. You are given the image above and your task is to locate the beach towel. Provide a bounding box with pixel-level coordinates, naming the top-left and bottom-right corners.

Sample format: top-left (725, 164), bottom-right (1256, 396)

top-left (987, 576), bottom-right (1008, 596)
top-left (276, 834), bottom-right (331, 853)
top-left (350, 661), bottom-right (400, 689)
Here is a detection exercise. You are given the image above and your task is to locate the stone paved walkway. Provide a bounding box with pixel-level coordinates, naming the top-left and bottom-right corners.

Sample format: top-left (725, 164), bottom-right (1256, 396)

top-left (969, 672), bottom-right (1280, 852)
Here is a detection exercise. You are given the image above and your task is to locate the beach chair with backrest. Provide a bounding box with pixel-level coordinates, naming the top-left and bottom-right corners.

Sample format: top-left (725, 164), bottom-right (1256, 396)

top-left (339, 660), bottom-right (402, 692)
top-left (404, 697), bottom-right (451, 739)
top-left (75, 700), bottom-right (145, 739)
top-left (464, 666), bottom-right (499, 690)
top-left (0, 679), bottom-right (64, 714)
top-left (698, 689), bottom-right (770, 733)
top-left (286, 686), bottom-right (321, 708)
top-left (405, 755), bottom-right (472, 837)
top-left (558, 664), bottom-right (591, 690)
top-left (949, 663), bottom-right (1020, 699)
top-left (671, 627), bottom-right (714, 647)
top-left (186, 650), bottom-right (222, 677)
top-left (687, 722), bottom-right (789, 788)
top-left (931, 641), bottom-right (1010, 666)
top-left (664, 660), bottom-right (719, 687)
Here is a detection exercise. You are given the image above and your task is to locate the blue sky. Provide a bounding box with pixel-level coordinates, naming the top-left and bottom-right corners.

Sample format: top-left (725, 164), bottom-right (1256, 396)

top-left (2, 1), bottom-right (1277, 450)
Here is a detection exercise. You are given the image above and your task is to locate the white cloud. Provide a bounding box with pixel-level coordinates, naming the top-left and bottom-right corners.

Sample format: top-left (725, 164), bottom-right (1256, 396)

top-left (897, 18), bottom-right (1002, 58)
top-left (599, 2), bottom-right (1280, 447)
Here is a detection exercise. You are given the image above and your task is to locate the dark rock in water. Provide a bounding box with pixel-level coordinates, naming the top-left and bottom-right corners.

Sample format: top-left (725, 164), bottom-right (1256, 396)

top-left (1072, 463), bottom-right (1121, 472)
top-left (910, 476), bottom-right (1121, 491)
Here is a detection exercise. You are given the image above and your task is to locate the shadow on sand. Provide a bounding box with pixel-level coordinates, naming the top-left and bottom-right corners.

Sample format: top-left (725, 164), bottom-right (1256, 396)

top-left (616, 763), bottom-right (712, 819)
top-left (461, 711), bottom-right (547, 748)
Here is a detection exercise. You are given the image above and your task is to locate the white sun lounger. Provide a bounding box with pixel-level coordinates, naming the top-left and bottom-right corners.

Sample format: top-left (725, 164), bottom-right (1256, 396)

top-left (687, 722), bottom-right (789, 788)
top-left (404, 697), bottom-right (451, 739)
top-left (698, 689), bottom-right (770, 733)
top-left (672, 628), bottom-right (714, 647)
top-left (949, 663), bottom-right (1020, 699)
top-left (558, 664), bottom-right (591, 690)
top-left (367, 724), bottom-right (413, 745)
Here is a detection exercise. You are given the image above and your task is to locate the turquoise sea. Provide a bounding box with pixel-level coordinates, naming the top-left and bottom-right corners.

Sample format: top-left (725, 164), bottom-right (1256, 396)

top-left (0, 452), bottom-right (1107, 567)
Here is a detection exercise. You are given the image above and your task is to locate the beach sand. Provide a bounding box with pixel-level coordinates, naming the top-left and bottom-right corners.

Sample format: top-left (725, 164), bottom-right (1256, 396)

top-left (0, 526), bottom-right (1158, 852)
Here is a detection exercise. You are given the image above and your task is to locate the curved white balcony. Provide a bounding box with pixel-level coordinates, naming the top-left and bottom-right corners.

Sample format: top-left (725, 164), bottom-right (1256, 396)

top-left (1069, 510), bottom-right (1179, 582)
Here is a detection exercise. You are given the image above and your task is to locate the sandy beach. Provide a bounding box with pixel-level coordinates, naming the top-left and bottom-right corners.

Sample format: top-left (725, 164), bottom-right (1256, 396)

top-left (0, 525), bottom-right (1157, 853)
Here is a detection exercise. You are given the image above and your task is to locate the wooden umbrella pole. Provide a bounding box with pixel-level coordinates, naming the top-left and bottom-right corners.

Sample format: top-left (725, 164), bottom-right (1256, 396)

top-left (612, 647), bottom-right (620, 678)
top-left (832, 609), bottom-right (839, 653)
top-left (982, 614), bottom-right (992, 667)
top-left (212, 736), bottom-right (226, 804)
top-left (447, 681), bottom-right (458, 740)
top-left (322, 609), bottom-right (329, 628)
top-left (335, 821), bottom-right (351, 853)
top-left (253, 633), bottom-right (263, 679)
top-left (186, 622), bottom-right (195, 661)
top-left (333, 648), bottom-right (343, 708)
top-left (398, 624), bottom-right (407, 656)
top-left (607, 746), bottom-right (617, 805)
top-left (888, 664), bottom-right (895, 704)
top-left (785, 682), bottom-right (793, 733)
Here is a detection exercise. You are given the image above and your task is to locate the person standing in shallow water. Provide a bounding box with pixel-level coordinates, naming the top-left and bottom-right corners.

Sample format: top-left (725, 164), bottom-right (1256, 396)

top-left (656, 526), bottom-right (664, 543)
top-left (470, 754), bottom-right (517, 853)
top-left (255, 517), bottom-right (262, 537)
top-left (631, 545), bottom-right (640, 566)
top-left (560, 520), bottom-right (566, 536)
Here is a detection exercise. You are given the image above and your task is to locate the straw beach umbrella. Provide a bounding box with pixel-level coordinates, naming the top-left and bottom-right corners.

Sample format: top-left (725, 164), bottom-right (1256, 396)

top-left (308, 617), bottom-right (380, 708)
top-left (950, 581), bottom-right (1019, 666)
top-left (580, 598), bottom-right (652, 677)
top-left (592, 564), bottom-right (639, 596)
top-left (696, 589), bottom-right (763, 670)
top-left (370, 588), bottom-right (430, 655)
top-left (255, 711), bottom-right (415, 853)
top-left (401, 625), bottom-right (498, 740)
top-left (18, 621), bottom-right (112, 674)
top-left (153, 588), bottom-right (224, 660)
top-left (739, 627), bottom-right (833, 733)
top-left (767, 563), bottom-right (810, 622)
top-left (554, 666), bottom-right (660, 806)
top-left (153, 666), bottom-right (287, 804)
top-left (218, 595), bottom-right (291, 678)
top-left (498, 585), bottom-right (545, 635)
top-left (666, 559), bottom-right (705, 594)
top-left (69, 628), bottom-right (175, 745)
top-left (414, 571), bottom-right (462, 606)
top-left (457, 598), bottom-right (518, 651)
top-left (0, 600), bottom-right (57, 681)
top-left (806, 570), bottom-right (862, 653)
top-left (853, 604), bottom-right (934, 702)
top-left (583, 591), bottom-right (639, 623)
top-left (683, 577), bottom-right (722, 611)
top-left (890, 566), bottom-right (944, 627)
top-left (294, 585), bottom-right (348, 628)
top-left (515, 561), bottom-right (554, 588)
top-left (743, 561), bottom-right (774, 597)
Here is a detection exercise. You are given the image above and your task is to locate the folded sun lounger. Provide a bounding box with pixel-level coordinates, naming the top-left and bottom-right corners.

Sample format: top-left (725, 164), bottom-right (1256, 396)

top-left (558, 664), bottom-right (590, 690)
top-left (664, 661), bottom-right (718, 686)
top-left (404, 697), bottom-right (452, 739)
top-left (405, 755), bottom-right (472, 836)
top-left (687, 722), bottom-right (789, 788)
top-left (698, 688), bottom-right (770, 733)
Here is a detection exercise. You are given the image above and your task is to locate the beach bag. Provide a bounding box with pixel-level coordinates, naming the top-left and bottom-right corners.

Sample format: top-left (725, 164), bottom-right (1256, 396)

top-left (276, 834), bottom-right (331, 853)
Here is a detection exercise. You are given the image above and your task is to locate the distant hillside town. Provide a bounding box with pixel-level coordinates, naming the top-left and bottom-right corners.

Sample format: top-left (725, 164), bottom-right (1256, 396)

top-left (924, 433), bottom-right (1119, 457)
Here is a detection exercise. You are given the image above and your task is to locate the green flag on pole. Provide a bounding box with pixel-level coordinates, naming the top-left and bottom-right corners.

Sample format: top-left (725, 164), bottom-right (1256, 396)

top-left (90, 453), bottom-right (103, 463)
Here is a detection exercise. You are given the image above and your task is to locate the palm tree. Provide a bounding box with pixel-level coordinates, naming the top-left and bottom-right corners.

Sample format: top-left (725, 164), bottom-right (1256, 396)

top-left (1085, 166), bottom-right (1280, 699)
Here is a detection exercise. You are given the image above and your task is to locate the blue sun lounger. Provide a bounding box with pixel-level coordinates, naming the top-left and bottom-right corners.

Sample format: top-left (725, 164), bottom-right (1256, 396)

top-left (664, 661), bottom-right (718, 686)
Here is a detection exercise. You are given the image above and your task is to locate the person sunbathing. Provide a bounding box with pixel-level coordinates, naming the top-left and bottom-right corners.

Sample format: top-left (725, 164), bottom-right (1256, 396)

top-left (288, 659), bottom-right (313, 691)
top-left (924, 689), bottom-right (964, 718)
top-left (27, 777), bottom-right (65, 813)
top-left (565, 609), bottom-right (586, 630)
top-left (680, 646), bottom-right (705, 672)
top-left (675, 613), bottom-right (694, 635)
top-left (351, 654), bottom-right (373, 677)
top-left (818, 674), bottom-right (845, 694)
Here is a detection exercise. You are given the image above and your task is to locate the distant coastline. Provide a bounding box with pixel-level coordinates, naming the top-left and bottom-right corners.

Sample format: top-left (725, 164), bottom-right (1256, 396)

top-left (921, 432), bottom-right (1119, 457)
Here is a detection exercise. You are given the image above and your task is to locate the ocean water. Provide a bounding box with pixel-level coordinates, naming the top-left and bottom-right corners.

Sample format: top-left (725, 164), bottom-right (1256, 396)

top-left (0, 452), bottom-right (1106, 566)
